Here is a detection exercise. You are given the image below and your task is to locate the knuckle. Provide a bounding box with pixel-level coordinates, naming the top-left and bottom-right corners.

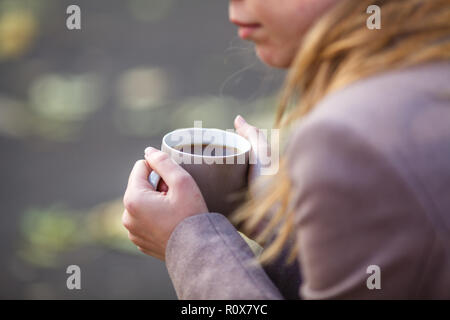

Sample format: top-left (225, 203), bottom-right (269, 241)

top-left (137, 246), bottom-right (146, 253)
top-left (127, 232), bottom-right (138, 244)
top-left (151, 151), bottom-right (169, 163)
top-left (123, 192), bottom-right (139, 213)
top-left (123, 191), bottom-right (131, 208)
top-left (174, 173), bottom-right (193, 189)
top-left (244, 125), bottom-right (258, 137)
top-left (136, 159), bottom-right (148, 170)
top-left (122, 212), bottom-right (133, 231)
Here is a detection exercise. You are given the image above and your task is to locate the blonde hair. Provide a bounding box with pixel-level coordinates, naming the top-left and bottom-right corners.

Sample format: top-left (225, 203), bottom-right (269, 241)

top-left (232, 0), bottom-right (450, 264)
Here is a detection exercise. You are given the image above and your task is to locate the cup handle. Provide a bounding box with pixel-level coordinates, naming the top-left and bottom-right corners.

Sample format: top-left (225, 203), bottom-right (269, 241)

top-left (148, 171), bottom-right (161, 190)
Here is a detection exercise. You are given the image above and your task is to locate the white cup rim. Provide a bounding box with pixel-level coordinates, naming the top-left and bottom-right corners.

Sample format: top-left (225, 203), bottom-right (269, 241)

top-left (161, 127), bottom-right (251, 159)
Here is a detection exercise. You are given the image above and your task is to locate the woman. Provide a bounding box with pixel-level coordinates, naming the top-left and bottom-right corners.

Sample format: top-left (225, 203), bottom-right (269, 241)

top-left (122, 0), bottom-right (450, 299)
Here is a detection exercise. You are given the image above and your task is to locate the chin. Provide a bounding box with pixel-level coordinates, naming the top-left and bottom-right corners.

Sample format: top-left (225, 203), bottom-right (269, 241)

top-left (255, 45), bottom-right (293, 69)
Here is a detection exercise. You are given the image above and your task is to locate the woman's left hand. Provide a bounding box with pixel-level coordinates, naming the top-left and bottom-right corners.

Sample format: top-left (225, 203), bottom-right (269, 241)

top-left (122, 147), bottom-right (208, 260)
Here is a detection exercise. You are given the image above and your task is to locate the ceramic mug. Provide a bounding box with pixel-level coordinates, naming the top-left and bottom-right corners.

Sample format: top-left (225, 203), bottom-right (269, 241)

top-left (149, 128), bottom-right (251, 216)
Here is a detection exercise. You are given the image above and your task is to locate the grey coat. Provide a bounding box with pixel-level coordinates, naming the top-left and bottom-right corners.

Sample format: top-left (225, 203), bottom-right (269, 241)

top-left (165, 62), bottom-right (450, 299)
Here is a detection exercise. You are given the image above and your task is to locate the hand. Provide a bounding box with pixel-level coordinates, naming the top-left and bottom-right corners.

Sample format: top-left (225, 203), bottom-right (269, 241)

top-left (122, 147), bottom-right (208, 260)
top-left (234, 115), bottom-right (270, 183)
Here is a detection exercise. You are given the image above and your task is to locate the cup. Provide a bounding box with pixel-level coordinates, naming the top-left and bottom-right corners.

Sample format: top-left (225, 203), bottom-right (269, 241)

top-left (149, 128), bottom-right (251, 216)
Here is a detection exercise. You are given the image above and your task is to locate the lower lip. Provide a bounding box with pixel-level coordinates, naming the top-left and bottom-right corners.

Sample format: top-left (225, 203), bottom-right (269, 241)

top-left (238, 26), bottom-right (261, 39)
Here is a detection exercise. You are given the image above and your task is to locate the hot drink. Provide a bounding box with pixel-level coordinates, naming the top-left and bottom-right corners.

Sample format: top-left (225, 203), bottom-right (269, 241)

top-left (173, 144), bottom-right (240, 156)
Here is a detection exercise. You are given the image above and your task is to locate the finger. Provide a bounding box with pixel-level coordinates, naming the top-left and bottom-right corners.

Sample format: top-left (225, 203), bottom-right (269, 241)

top-left (234, 115), bottom-right (253, 139)
top-left (122, 210), bottom-right (136, 232)
top-left (137, 246), bottom-right (163, 260)
top-left (144, 147), bottom-right (190, 188)
top-left (128, 232), bottom-right (148, 247)
top-left (122, 210), bottom-right (154, 239)
top-left (234, 115), bottom-right (264, 149)
top-left (133, 238), bottom-right (163, 259)
top-left (127, 159), bottom-right (152, 192)
top-left (235, 115), bottom-right (272, 174)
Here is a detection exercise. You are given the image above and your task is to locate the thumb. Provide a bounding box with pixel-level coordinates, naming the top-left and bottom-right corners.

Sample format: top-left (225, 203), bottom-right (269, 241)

top-left (234, 115), bottom-right (252, 136)
top-left (234, 115), bottom-right (257, 145)
top-left (144, 147), bottom-right (191, 188)
top-left (127, 160), bottom-right (151, 192)
top-left (234, 115), bottom-right (265, 151)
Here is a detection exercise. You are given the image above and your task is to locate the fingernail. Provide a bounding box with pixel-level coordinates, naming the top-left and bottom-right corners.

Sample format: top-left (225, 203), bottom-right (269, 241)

top-left (145, 147), bottom-right (156, 157)
top-left (235, 115), bottom-right (246, 127)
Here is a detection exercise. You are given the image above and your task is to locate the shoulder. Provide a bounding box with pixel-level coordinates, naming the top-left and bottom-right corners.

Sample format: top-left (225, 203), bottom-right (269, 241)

top-left (314, 61), bottom-right (450, 116)
top-left (284, 63), bottom-right (450, 298)
top-left (286, 62), bottom-right (450, 195)
top-left (289, 62), bottom-right (450, 151)
top-left (286, 61), bottom-right (450, 236)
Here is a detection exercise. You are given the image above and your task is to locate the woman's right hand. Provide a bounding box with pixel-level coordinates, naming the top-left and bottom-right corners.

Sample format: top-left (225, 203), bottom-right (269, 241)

top-left (234, 115), bottom-right (271, 183)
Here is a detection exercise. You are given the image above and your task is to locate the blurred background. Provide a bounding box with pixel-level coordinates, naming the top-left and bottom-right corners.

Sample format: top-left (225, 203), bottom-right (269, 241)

top-left (0, 0), bottom-right (285, 298)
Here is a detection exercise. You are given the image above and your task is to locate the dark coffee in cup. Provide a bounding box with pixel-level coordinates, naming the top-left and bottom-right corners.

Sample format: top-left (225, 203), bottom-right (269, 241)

top-left (173, 144), bottom-right (240, 156)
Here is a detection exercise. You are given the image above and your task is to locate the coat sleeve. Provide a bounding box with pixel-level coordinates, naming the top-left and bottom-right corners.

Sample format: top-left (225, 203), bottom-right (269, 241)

top-left (165, 212), bottom-right (284, 299)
